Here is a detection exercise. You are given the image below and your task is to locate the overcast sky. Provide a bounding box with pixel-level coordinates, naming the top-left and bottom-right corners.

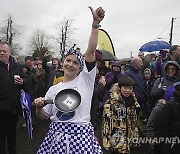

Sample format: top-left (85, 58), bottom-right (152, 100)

top-left (0, 0), bottom-right (180, 59)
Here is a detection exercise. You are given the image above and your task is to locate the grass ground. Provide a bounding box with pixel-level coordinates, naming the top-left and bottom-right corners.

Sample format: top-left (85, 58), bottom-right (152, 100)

top-left (16, 115), bottom-right (153, 154)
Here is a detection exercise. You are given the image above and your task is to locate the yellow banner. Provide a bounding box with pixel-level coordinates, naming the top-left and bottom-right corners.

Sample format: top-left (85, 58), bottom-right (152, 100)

top-left (98, 29), bottom-right (115, 56)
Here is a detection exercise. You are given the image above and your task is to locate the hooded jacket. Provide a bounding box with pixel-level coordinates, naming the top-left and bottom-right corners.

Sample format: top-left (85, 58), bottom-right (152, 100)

top-left (22, 63), bottom-right (39, 101)
top-left (103, 61), bottom-right (122, 102)
top-left (151, 61), bottom-right (180, 100)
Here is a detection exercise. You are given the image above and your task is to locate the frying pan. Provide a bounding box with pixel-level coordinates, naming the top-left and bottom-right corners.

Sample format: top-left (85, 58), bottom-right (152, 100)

top-left (44, 89), bottom-right (81, 113)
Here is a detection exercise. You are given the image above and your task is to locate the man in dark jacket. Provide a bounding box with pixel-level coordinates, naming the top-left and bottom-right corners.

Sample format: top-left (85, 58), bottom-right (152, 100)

top-left (154, 81), bottom-right (180, 154)
top-left (164, 45), bottom-right (180, 65)
top-left (0, 41), bottom-right (23, 154)
top-left (124, 57), bottom-right (144, 108)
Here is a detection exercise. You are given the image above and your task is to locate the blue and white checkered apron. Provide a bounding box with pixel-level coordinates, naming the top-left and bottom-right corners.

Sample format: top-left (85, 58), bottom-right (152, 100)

top-left (37, 122), bottom-right (103, 154)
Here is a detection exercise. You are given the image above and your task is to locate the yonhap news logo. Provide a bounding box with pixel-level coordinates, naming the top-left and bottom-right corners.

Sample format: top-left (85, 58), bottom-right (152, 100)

top-left (128, 136), bottom-right (180, 144)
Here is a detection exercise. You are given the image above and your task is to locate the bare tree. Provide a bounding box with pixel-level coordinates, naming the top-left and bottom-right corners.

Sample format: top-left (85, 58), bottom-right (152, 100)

top-left (0, 15), bottom-right (23, 56)
top-left (53, 18), bottom-right (75, 58)
top-left (29, 29), bottom-right (52, 59)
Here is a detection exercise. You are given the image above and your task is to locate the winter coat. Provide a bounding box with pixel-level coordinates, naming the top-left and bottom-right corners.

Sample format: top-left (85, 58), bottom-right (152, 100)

top-left (0, 56), bottom-right (23, 115)
top-left (154, 95), bottom-right (180, 154)
top-left (102, 92), bottom-right (139, 153)
top-left (103, 61), bottom-right (122, 102)
top-left (22, 63), bottom-right (39, 102)
top-left (124, 64), bottom-right (144, 102)
top-left (146, 101), bottom-right (165, 137)
top-left (151, 61), bottom-right (180, 101)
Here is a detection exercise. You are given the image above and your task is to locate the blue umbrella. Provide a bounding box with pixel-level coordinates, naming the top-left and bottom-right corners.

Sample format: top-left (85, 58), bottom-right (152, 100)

top-left (20, 90), bottom-right (33, 140)
top-left (139, 40), bottom-right (171, 52)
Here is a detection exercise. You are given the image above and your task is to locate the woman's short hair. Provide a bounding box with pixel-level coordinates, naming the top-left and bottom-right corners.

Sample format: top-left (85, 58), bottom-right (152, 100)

top-left (118, 76), bottom-right (135, 87)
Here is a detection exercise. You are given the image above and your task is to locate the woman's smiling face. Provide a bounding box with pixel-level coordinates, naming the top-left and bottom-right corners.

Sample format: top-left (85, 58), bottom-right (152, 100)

top-left (166, 64), bottom-right (177, 77)
top-left (63, 54), bottom-right (81, 81)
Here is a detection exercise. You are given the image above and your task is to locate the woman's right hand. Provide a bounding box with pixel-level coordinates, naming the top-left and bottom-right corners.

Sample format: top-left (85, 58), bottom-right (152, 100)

top-left (34, 97), bottom-right (45, 107)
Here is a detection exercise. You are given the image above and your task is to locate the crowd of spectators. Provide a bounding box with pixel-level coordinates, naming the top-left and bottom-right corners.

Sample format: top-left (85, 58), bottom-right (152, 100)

top-left (0, 35), bottom-right (179, 153)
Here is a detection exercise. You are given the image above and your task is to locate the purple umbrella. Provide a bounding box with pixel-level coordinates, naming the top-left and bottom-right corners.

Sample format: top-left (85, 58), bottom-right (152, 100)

top-left (139, 40), bottom-right (171, 52)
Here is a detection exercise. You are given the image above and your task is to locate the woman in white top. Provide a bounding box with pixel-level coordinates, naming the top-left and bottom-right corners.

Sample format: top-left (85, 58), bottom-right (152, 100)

top-left (34, 6), bottom-right (105, 154)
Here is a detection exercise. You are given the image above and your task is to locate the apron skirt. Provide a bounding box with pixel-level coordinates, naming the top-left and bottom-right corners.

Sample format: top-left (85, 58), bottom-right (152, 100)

top-left (37, 122), bottom-right (103, 154)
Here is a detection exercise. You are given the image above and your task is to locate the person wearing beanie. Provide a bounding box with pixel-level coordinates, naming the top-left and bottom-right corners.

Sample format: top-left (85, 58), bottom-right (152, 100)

top-left (25, 59), bottom-right (37, 74)
top-left (25, 59), bottom-right (33, 68)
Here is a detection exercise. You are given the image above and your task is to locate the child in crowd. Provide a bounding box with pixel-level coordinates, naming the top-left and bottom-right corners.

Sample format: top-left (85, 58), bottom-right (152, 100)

top-left (143, 68), bottom-right (155, 121)
top-left (102, 76), bottom-right (140, 154)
